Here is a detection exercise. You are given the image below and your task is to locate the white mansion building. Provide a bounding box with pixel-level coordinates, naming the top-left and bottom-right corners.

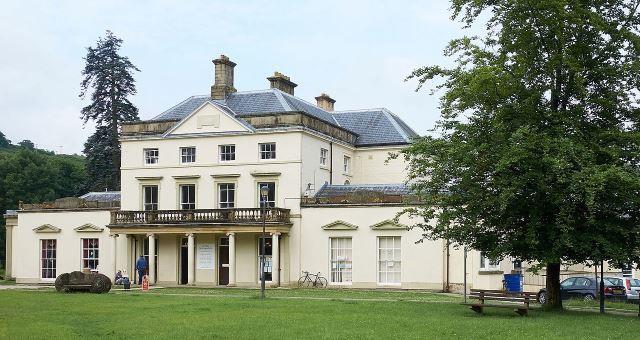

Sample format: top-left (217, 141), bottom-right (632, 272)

top-left (5, 56), bottom-right (547, 291)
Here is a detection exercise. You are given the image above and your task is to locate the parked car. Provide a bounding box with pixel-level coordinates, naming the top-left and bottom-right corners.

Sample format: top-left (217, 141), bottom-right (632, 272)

top-left (537, 276), bottom-right (626, 304)
top-left (604, 277), bottom-right (640, 302)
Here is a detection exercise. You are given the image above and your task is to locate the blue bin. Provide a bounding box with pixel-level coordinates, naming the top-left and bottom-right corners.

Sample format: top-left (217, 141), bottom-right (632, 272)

top-left (503, 274), bottom-right (523, 292)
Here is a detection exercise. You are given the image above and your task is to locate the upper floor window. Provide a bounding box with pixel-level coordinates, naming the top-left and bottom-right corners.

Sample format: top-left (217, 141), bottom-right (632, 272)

top-left (257, 182), bottom-right (276, 208)
top-left (144, 148), bottom-right (159, 165)
top-left (143, 185), bottom-right (158, 211)
top-left (180, 147), bottom-right (196, 163)
top-left (218, 183), bottom-right (235, 208)
top-left (259, 143), bottom-right (276, 160)
top-left (219, 144), bottom-right (236, 161)
top-left (320, 148), bottom-right (328, 166)
top-left (343, 155), bottom-right (351, 174)
top-left (480, 252), bottom-right (499, 270)
top-left (180, 184), bottom-right (196, 210)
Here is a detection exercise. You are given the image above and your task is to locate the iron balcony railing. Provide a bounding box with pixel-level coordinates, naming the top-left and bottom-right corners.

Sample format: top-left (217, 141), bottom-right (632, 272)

top-left (110, 208), bottom-right (291, 225)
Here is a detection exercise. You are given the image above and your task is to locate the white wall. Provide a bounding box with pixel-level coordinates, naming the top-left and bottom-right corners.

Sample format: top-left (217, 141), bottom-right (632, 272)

top-left (300, 206), bottom-right (444, 289)
top-left (12, 210), bottom-right (117, 283)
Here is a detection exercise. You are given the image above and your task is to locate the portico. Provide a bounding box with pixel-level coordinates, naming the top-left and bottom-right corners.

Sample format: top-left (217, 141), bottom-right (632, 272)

top-left (108, 208), bottom-right (291, 287)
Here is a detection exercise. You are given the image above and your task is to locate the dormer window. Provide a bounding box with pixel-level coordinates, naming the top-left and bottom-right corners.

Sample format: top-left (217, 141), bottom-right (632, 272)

top-left (180, 147), bottom-right (196, 163)
top-left (259, 143), bottom-right (276, 160)
top-left (144, 148), bottom-right (159, 165)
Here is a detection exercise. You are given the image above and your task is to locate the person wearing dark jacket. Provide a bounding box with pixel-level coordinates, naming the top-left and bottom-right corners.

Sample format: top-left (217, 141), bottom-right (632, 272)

top-left (136, 255), bottom-right (147, 285)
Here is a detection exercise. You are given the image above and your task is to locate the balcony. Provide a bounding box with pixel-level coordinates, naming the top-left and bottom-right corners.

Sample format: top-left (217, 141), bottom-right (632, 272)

top-left (109, 208), bottom-right (291, 226)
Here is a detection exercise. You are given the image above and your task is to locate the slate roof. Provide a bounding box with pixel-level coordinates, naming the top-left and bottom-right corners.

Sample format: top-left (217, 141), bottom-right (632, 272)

top-left (80, 191), bottom-right (121, 202)
top-left (146, 89), bottom-right (418, 146)
top-left (333, 109), bottom-right (419, 146)
top-left (314, 184), bottom-right (410, 198)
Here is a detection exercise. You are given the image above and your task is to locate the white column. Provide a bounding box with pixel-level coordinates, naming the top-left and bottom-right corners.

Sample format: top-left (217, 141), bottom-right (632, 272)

top-left (124, 235), bottom-right (132, 279)
top-left (272, 232), bottom-right (280, 287)
top-left (227, 232), bottom-right (236, 287)
top-left (110, 234), bottom-right (118, 277)
top-left (148, 234), bottom-right (156, 284)
top-left (187, 233), bottom-right (195, 285)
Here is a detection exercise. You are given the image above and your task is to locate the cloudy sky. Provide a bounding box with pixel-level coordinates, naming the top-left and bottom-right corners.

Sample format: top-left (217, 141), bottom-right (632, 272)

top-left (0, 0), bottom-right (476, 154)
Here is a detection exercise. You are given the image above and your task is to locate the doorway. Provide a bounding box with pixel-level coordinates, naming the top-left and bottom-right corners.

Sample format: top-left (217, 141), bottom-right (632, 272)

top-left (179, 237), bottom-right (188, 285)
top-left (218, 237), bottom-right (229, 285)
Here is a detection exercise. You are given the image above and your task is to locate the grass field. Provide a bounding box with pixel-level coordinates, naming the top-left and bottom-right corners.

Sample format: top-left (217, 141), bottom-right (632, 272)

top-left (0, 288), bottom-right (639, 339)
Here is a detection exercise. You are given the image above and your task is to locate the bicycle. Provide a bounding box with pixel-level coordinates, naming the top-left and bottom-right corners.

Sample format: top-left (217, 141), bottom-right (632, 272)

top-left (297, 271), bottom-right (328, 288)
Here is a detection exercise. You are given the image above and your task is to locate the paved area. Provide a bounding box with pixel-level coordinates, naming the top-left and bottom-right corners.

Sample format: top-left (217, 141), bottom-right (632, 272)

top-left (0, 284), bottom-right (51, 290)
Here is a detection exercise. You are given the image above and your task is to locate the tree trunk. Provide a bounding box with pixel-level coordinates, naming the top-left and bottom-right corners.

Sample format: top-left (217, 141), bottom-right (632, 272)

top-left (544, 262), bottom-right (563, 310)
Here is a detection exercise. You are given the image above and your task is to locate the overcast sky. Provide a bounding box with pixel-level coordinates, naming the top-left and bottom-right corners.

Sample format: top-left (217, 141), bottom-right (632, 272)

top-left (0, 0), bottom-right (475, 154)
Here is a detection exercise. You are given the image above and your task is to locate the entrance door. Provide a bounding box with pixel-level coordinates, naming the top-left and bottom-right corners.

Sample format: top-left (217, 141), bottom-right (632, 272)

top-left (180, 238), bottom-right (188, 285)
top-left (218, 237), bottom-right (229, 285)
top-left (257, 237), bottom-right (273, 282)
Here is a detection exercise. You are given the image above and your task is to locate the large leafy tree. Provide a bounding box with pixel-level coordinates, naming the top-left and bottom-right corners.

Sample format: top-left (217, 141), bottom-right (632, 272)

top-left (0, 147), bottom-right (86, 268)
top-left (403, 0), bottom-right (640, 309)
top-left (79, 30), bottom-right (139, 191)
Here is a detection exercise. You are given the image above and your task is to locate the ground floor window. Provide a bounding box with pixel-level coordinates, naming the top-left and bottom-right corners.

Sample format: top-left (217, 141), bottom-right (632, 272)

top-left (82, 238), bottom-right (99, 270)
top-left (257, 237), bottom-right (273, 281)
top-left (330, 237), bottom-right (352, 283)
top-left (480, 252), bottom-right (499, 270)
top-left (378, 236), bottom-right (401, 284)
top-left (41, 239), bottom-right (56, 279)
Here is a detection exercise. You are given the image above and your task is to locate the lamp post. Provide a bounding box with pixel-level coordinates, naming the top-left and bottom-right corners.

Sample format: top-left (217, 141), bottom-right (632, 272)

top-left (260, 185), bottom-right (269, 300)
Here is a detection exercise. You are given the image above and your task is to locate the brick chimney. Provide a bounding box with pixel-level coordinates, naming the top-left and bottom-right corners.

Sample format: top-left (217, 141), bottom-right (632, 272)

top-left (267, 72), bottom-right (297, 95)
top-left (211, 55), bottom-right (237, 100)
top-left (315, 93), bottom-right (335, 111)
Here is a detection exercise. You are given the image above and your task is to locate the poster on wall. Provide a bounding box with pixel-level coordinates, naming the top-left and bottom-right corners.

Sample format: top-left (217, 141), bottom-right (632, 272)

top-left (197, 243), bottom-right (214, 269)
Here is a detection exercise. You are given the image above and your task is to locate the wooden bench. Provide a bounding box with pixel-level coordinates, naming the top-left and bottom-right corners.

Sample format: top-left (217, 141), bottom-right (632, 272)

top-left (463, 289), bottom-right (536, 316)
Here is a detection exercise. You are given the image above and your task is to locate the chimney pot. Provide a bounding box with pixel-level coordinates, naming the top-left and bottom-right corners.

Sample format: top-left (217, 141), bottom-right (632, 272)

top-left (267, 72), bottom-right (297, 95)
top-left (315, 93), bottom-right (336, 111)
top-left (211, 55), bottom-right (237, 100)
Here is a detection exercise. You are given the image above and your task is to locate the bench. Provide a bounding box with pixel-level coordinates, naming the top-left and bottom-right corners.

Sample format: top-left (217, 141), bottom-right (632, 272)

top-left (463, 289), bottom-right (536, 316)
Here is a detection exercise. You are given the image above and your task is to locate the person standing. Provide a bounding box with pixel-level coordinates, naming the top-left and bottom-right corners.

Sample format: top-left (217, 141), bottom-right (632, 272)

top-left (136, 255), bottom-right (147, 285)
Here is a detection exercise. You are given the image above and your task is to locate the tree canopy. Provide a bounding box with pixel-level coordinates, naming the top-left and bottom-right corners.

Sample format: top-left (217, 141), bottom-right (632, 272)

top-left (403, 0), bottom-right (640, 309)
top-left (79, 30), bottom-right (139, 191)
top-left (0, 135), bottom-right (86, 267)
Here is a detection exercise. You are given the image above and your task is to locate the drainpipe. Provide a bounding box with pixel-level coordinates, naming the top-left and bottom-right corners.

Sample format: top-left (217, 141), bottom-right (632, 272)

top-left (446, 239), bottom-right (450, 292)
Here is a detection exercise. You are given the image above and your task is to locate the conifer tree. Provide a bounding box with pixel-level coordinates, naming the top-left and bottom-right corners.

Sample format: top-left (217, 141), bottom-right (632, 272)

top-left (79, 30), bottom-right (139, 191)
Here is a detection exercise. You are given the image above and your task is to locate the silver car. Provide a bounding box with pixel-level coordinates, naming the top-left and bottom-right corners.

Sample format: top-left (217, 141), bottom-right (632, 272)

top-left (605, 277), bottom-right (640, 301)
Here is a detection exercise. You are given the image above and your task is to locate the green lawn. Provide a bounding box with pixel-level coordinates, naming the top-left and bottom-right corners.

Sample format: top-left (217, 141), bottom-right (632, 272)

top-left (0, 288), bottom-right (638, 339)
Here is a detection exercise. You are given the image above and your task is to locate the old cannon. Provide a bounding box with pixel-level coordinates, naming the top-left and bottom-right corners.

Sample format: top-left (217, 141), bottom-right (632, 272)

top-left (55, 271), bottom-right (112, 293)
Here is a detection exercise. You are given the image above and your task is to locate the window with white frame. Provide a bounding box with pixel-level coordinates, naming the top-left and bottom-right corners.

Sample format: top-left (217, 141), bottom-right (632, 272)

top-left (257, 182), bottom-right (276, 208)
top-left (320, 148), bottom-right (328, 166)
top-left (259, 143), bottom-right (276, 160)
top-left (218, 183), bottom-right (235, 208)
top-left (144, 148), bottom-right (159, 165)
top-left (219, 144), bottom-right (235, 161)
top-left (330, 237), bottom-right (352, 283)
top-left (180, 147), bottom-right (196, 163)
top-left (82, 238), bottom-right (99, 270)
top-left (40, 239), bottom-right (57, 279)
top-left (480, 252), bottom-right (500, 270)
top-left (343, 155), bottom-right (351, 174)
top-left (143, 185), bottom-right (158, 211)
top-left (378, 236), bottom-right (401, 284)
top-left (180, 184), bottom-right (196, 210)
